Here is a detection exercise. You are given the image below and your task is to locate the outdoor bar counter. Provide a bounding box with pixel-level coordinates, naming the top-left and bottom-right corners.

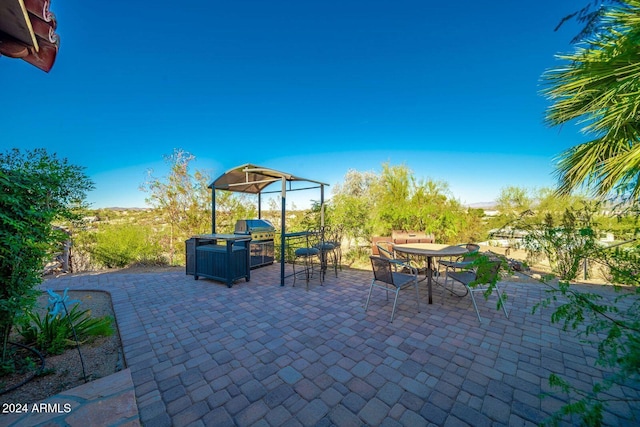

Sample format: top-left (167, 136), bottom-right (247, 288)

top-left (186, 234), bottom-right (251, 287)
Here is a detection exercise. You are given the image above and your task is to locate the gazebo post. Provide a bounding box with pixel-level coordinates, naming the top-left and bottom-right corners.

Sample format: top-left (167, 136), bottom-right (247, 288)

top-left (320, 185), bottom-right (325, 227)
top-left (211, 189), bottom-right (216, 233)
top-left (280, 176), bottom-right (286, 286)
top-left (258, 193), bottom-right (262, 219)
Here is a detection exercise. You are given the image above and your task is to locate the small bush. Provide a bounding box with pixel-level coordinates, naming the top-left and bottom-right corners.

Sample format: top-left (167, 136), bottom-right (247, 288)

top-left (0, 348), bottom-right (39, 376)
top-left (343, 246), bottom-right (371, 268)
top-left (84, 224), bottom-right (166, 268)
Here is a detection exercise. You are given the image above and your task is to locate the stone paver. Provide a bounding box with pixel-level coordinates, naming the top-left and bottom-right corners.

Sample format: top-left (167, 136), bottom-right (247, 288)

top-left (2, 369), bottom-right (139, 427)
top-left (10, 264), bottom-right (639, 426)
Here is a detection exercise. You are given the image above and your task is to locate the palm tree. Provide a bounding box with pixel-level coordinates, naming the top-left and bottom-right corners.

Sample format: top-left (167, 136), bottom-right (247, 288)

top-left (543, 0), bottom-right (640, 200)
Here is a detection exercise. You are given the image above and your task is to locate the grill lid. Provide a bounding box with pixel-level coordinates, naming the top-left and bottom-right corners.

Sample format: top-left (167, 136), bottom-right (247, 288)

top-left (235, 219), bottom-right (276, 234)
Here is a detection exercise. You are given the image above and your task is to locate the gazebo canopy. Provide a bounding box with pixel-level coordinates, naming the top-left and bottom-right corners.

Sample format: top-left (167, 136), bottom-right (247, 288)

top-left (208, 163), bottom-right (329, 286)
top-left (209, 163), bottom-right (328, 194)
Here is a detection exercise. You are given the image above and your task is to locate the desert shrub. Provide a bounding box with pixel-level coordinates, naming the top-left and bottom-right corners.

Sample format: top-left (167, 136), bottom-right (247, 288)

top-left (343, 246), bottom-right (371, 268)
top-left (85, 224), bottom-right (166, 268)
top-left (0, 149), bottom-right (93, 373)
top-left (523, 210), bottom-right (598, 281)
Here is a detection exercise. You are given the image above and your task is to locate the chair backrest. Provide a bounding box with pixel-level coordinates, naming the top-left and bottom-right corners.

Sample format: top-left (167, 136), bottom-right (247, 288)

top-left (305, 229), bottom-right (321, 247)
top-left (465, 243), bottom-right (480, 253)
top-left (462, 243), bottom-right (481, 262)
top-left (318, 225), bottom-right (329, 241)
top-left (375, 242), bottom-right (395, 260)
top-left (370, 256), bottom-right (394, 285)
top-left (371, 236), bottom-right (389, 255)
top-left (326, 224), bottom-right (343, 244)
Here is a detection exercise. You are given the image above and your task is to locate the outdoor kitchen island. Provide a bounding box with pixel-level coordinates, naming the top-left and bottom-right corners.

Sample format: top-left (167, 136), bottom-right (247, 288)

top-left (207, 163), bottom-right (329, 286)
top-left (187, 234), bottom-right (251, 287)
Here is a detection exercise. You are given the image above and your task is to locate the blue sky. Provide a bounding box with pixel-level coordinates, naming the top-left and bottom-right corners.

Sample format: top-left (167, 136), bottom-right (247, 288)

top-left (2, 0), bottom-right (587, 208)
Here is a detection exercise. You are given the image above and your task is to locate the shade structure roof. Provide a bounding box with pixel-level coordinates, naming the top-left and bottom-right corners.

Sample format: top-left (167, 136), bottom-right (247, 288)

top-left (0, 0), bottom-right (59, 72)
top-left (209, 163), bottom-right (329, 286)
top-left (209, 163), bottom-right (328, 194)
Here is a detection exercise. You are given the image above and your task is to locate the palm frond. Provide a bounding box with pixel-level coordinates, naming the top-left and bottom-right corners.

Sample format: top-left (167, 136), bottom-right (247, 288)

top-left (544, 0), bottom-right (640, 199)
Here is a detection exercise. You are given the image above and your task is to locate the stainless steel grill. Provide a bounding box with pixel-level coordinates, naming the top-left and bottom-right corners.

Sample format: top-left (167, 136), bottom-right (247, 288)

top-left (234, 219), bottom-right (276, 268)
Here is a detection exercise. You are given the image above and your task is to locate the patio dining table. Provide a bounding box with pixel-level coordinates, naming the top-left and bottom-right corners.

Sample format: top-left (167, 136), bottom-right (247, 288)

top-left (393, 243), bottom-right (468, 304)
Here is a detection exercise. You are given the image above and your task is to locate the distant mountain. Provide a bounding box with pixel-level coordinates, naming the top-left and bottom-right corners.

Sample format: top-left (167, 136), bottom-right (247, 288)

top-left (465, 201), bottom-right (497, 209)
top-left (100, 207), bottom-right (150, 211)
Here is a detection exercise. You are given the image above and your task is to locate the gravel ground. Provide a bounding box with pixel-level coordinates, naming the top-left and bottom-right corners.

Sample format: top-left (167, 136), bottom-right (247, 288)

top-left (0, 290), bottom-right (123, 404)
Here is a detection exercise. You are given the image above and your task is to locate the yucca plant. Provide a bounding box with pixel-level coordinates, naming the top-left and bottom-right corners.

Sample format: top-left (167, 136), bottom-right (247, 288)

top-left (18, 304), bottom-right (114, 356)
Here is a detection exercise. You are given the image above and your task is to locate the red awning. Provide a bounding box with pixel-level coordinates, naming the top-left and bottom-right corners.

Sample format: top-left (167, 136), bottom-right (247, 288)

top-left (0, 0), bottom-right (59, 72)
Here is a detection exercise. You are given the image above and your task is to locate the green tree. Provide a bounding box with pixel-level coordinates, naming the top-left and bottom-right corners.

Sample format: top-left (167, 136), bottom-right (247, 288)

top-left (456, 207), bottom-right (487, 243)
top-left (330, 169), bottom-right (378, 244)
top-left (371, 163), bottom-right (414, 233)
top-left (410, 178), bottom-right (464, 242)
top-left (141, 149), bottom-right (212, 264)
top-left (490, 186), bottom-right (593, 234)
top-left (543, 0), bottom-right (640, 200)
top-left (213, 190), bottom-right (258, 233)
top-left (0, 148), bottom-right (92, 372)
top-left (534, 188), bottom-right (589, 220)
top-left (141, 149), bottom-right (257, 264)
top-left (495, 186), bottom-right (532, 219)
top-left (330, 163), bottom-right (479, 245)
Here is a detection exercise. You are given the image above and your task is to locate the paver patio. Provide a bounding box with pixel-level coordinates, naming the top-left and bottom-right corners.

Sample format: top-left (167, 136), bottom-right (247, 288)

top-left (29, 264), bottom-right (640, 426)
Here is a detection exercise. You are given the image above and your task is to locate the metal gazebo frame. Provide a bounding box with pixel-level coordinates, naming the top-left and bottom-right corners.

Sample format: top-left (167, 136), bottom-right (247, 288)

top-left (209, 164), bottom-right (329, 286)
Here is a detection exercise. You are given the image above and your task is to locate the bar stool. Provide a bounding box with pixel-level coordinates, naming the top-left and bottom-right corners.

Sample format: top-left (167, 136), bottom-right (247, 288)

top-left (315, 225), bottom-right (337, 280)
top-left (293, 230), bottom-right (321, 290)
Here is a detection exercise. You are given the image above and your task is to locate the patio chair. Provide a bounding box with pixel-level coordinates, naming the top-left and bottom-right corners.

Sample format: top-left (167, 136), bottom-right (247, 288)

top-left (293, 230), bottom-right (321, 290)
top-left (375, 241), bottom-right (396, 259)
top-left (366, 255), bottom-right (420, 322)
top-left (438, 243), bottom-right (480, 288)
top-left (377, 241), bottom-right (426, 278)
top-left (447, 259), bottom-right (509, 322)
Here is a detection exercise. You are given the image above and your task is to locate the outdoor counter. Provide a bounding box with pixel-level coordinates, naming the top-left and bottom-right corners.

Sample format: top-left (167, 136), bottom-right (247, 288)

top-left (186, 234), bottom-right (251, 287)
